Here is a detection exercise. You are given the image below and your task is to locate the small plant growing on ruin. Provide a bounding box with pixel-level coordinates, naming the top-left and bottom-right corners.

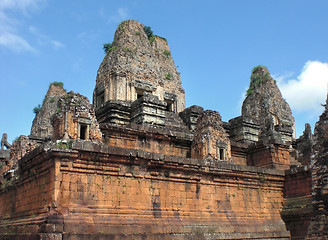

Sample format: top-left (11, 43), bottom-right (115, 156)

top-left (246, 65), bottom-right (271, 97)
top-left (149, 35), bottom-right (156, 43)
top-left (252, 65), bottom-right (267, 73)
top-left (250, 65), bottom-right (270, 87)
top-left (157, 35), bottom-right (167, 42)
top-left (49, 81), bottom-right (64, 89)
top-left (33, 104), bottom-right (41, 115)
top-left (163, 49), bottom-right (171, 57)
top-left (118, 21), bottom-right (126, 32)
top-left (55, 140), bottom-right (72, 150)
top-left (165, 73), bottom-right (172, 80)
top-left (103, 42), bottom-right (112, 54)
top-left (144, 26), bottom-right (153, 39)
top-left (103, 42), bottom-right (118, 54)
top-left (246, 88), bottom-right (253, 97)
top-left (144, 26), bottom-right (157, 43)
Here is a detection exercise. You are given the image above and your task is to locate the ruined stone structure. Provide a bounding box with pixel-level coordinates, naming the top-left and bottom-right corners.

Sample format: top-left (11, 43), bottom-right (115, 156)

top-left (191, 110), bottom-right (231, 161)
top-left (30, 83), bottom-right (67, 140)
top-left (52, 91), bottom-right (102, 142)
top-left (306, 93), bottom-right (328, 239)
top-left (0, 20), bottom-right (327, 239)
top-left (94, 20), bottom-right (185, 122)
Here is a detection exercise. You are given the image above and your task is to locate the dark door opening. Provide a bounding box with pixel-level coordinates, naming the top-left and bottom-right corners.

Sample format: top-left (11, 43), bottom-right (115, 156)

top-left (80, 124), bottom-right (87, 140)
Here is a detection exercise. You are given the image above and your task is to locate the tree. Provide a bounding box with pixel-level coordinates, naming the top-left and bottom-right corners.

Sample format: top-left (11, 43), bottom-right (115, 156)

top-left (144, 26), bottom-right (153, 39)
top-left (33, 104), bottom-right (41, 115)
top-left (103, 42), bottom-right (112, 54)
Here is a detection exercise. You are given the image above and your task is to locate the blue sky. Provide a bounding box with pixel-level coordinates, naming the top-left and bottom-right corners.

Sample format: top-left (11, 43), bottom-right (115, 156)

top-left (1, 0), bottom-right (328, 143)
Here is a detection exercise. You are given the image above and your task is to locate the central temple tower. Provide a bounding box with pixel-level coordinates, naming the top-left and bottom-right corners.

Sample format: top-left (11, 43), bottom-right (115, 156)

top-left (93, 20), bottom-right (185, 122)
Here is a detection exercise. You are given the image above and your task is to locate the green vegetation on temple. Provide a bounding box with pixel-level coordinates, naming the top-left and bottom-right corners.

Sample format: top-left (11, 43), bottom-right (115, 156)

top-left (33, 81), bottom-right (65, 115)
top-left (246, 65), bottom-right (270, 96)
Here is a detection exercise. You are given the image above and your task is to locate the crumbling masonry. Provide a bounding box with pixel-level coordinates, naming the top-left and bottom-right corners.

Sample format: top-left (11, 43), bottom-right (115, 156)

top-left (0, 20), bottom-right (327, 240)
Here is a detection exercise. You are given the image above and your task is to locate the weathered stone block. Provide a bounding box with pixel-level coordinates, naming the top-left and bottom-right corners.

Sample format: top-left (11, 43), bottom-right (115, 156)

top-left (131, 93), bottom-right (166, 126)
top-left (96, 100), bottom-right (131, 125)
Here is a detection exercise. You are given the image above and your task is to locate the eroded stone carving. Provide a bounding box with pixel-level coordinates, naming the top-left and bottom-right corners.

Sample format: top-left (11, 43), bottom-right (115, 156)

top-left (1, 133), bottom-right (11, 150)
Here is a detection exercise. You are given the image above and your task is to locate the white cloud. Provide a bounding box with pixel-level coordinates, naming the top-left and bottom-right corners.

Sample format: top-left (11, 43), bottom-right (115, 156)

top-left (277, 61), bottom-right (328, 115)
top-left (106, 7), bottom-right (130, 23)
top-left (0, 32), bottom-right (35, 52)
top-left (0, 0), bottom-right (45, 13)
top-left (29, 26), bottom-right (65, 49)
top-left (50, 40), bottom-right (65, 49)
top-left (272, 71), bottom-right (294, 85)
top-left (0, 0), bottom-right (46, 52)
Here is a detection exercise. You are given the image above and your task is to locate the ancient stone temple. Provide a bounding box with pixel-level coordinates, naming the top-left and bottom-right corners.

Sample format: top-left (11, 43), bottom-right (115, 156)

top-left (0, 20), bottom-right (327, 240)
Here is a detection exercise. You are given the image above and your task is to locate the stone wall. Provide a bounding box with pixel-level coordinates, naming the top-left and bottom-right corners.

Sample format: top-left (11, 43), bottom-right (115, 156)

top-left (0, 144), bottom-right (58, 239)
top-left (0, 135), bottom-right (40, 184)
top-left (101, 123), bottom-right (192, 158)
top-left (247, 144), bottom-right (291, 170)
top-left (0, 141), bottom-right (290, 239)
top-left (282, 166), bottom-right (313, 240)
top-left (230, 141), bottom-right (248, 165)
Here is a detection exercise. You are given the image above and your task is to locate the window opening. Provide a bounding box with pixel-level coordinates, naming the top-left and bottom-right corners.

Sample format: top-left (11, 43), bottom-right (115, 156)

top-left (136, 89), bottom-right (145, 100)
top-left (97, 93), bottom-right (104, 107)
top-left (165, 100), bottom-right (174, 112)
top-left (136, 89), bottom-right (152, 100)
top-left (217, 144), bottom-right (226, 161)
top-left (219, 148), bottom-right (226, 160)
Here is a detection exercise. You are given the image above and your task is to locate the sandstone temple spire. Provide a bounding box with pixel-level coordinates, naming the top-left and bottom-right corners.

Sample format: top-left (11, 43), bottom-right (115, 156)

top-left (93, 20), bottom-right (185, 116)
